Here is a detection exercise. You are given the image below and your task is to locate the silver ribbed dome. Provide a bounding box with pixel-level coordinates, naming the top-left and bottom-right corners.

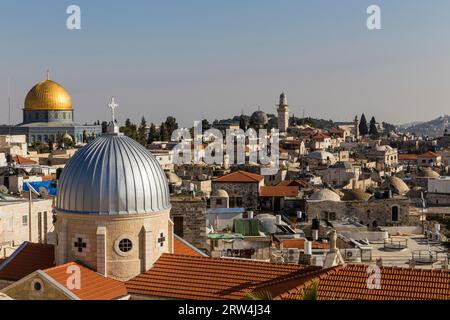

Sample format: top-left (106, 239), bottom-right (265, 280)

top-left (57, 134), bottom-right (171, 215)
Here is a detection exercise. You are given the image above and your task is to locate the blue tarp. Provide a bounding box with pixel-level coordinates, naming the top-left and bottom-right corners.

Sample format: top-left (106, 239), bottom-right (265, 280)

top-left (22, 180), bottom-right (57, 197)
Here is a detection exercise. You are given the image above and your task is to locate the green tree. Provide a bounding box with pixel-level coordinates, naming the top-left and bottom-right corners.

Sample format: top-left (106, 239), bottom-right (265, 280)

top-left (239, 114), bottom-right (247, 131)
top-left (369, 116), bottom-right (379, 138)
top-left (120, 118), bottom-right (138, 141)
top-left (359, 114), bottom-right (369, 137)
top-left (147, 123), bottom-right (159, 144)
top-left (160, 122), bottom-right (169, 141)
top-left (202, 119), bottom-right (212, 132)
top-left (137, 117), bottom-right (148, 146)
top-left (82, 130), bottom-right (88, 143)
top-left (164, 116), bottom-right (178, 138)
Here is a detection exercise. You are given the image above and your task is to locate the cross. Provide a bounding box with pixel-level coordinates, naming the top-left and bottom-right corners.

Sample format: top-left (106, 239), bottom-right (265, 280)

top-left (108, 97), bottom-right (119, 124)
top-left (74, 238), bottom-right (87, 253)
top-left (158, 233), bottom-right (166, 247)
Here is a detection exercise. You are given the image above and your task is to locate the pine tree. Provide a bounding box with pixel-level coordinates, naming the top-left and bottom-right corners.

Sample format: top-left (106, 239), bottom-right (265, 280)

top-left (359, 114), bottom-right (369, 136)
top-left (147, 123), bottom-right (159, 145)
top-left (160, 122), bottom-right (169, 141)
top-left (137, 117), bottom-right (148, 146)
top-left (369, 116), bottom-right (379, 137)
top-left (239, 114), bottom-right (247, 131)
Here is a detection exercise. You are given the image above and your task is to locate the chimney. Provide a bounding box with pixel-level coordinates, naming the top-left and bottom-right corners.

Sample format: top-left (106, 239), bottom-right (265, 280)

top-left (376, 258), bottom-right (383, 268)
top-left (247, 211), bottom-right (254, 219)
top-left (312, 229), bottom-right (319, 241)
top-left (330, 230), bottom-right (337, 253)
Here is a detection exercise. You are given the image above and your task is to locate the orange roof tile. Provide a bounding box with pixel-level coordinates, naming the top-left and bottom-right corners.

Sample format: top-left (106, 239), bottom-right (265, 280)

top-left (275, 264), bottom-right (450, 300)
top-left (281, 239), bottom-right (330, 250)
top-left (399, 154), bottom-right (418, 161)
top-left (126, 254), bottom-right (321, 300)
top-left (311, 133), bottom-right (331, 140)
top-left (277, 180), bottom-right (308, 188)
top-left (0, 242), bottom-right (55, 281)
top-left (419, 151), bottom-right (440, 158)
top-left (12, 155), bottom-right (37, 165)
top-left (215, 171), bottom-right (264, 183)
top-left (260, 186), bottom-right (299, 197)
top-left (174, 235), bottom-right (207, 257)
top-left (43, 262), bottom-right (128, 300)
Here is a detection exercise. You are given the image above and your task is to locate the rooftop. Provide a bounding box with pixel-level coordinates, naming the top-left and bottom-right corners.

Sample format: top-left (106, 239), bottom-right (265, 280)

top-left (0, 242), bottom-right (55, 281)
top-left (126, 254), bottom-right (320, 300)
top-left (43, 262), bottom-right (128, 300)
top-left (214, 171), bottom-right (264, 183)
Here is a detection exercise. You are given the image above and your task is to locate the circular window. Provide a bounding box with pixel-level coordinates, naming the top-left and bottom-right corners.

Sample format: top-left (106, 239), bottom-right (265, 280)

top-left (118, 239), bottom-right (133, 253)
top-left (34, 282), bottom-right (42, 291)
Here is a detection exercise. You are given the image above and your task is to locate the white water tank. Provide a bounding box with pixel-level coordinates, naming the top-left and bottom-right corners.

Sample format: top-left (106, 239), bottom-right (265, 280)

top-left (304, 240), bottom-right (312, 255)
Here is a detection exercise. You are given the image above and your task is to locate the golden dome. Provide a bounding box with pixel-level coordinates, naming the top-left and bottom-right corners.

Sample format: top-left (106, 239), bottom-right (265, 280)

top-left (24, 78), bottom-right (72, 111)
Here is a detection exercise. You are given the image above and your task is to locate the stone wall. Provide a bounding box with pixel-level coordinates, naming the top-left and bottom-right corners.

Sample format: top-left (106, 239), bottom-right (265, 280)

top-left (212, 182), bottom-right (261, 209)
top-left (306, 197), bottom-right (412, 227)
top-left (170, 196), bottom-right (207, 250)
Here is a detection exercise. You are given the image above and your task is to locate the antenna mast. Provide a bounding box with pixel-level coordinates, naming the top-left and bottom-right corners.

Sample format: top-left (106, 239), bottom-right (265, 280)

top-left (7, 77), bottom-right (11, 146)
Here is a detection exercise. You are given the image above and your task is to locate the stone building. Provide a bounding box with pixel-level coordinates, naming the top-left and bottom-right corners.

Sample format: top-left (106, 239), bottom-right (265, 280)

top-left (212, 171), bottom-right (264, 210)
top-left (54, 122), bottom-right (173, 282)
top-left (0, 197), bottom-right (54, 251)
top-left (306, 189), bottom-right (412, 228)
top-left (170, 195), bottom-right (207, 251)
top-left (277, 92), bottom-right (289, 133)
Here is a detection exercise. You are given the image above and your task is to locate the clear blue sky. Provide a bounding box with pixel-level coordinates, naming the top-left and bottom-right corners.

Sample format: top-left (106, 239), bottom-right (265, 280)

top-left (1, 0), bottom-right (450, 126)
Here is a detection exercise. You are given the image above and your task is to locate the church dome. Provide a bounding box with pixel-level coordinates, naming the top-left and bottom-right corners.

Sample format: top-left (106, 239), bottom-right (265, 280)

top-left (56, 134), bottom-right (171, 215)
top-left (24, 78), bottom-right (72, 111)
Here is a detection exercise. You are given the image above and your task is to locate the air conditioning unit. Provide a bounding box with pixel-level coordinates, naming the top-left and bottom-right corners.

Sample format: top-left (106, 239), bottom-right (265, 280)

top-left (342, 249), bottom-right (361, 262)
top-left (283, 248), bottom-right (300, 264)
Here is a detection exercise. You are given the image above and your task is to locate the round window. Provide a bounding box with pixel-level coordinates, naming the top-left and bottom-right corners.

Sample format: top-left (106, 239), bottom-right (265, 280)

top-left (34, 282), bottom-right (42, 291)
top-left (118, 239), bottom-right (133, 253)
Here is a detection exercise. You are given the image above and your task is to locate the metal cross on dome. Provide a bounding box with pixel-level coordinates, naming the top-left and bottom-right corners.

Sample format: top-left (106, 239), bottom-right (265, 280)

top-left (108, 97), bottom-right (119, 124)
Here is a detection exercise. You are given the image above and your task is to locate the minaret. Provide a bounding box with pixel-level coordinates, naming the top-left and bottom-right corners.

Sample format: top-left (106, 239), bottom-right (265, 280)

top-left (354, 115), bottom-right (359, 141)
top-left (277, 92), bottom-right (289, 133)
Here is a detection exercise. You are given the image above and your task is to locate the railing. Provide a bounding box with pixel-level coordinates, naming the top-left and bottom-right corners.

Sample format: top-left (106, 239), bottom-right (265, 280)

top-left (412, 250), bottom-right (438, 265)
top-left (383, 238), bottom-right (408, 251)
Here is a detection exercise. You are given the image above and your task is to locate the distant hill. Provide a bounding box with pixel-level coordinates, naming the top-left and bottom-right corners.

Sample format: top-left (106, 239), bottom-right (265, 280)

top-left (398, 115), bottom-right (449, 137)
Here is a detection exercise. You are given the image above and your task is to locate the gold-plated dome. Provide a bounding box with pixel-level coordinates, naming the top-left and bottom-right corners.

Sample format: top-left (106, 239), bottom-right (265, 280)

top-left (24, 78), bottom-right (72, 111)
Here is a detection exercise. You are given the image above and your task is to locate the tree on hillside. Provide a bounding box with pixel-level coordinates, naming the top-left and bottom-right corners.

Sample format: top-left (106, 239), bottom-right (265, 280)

top-left (120, 118), bottom-right (138, 141)
top-left (359, 114), bottom-right (369, 137)
top-left (369, 116), bottom-right (379, 138)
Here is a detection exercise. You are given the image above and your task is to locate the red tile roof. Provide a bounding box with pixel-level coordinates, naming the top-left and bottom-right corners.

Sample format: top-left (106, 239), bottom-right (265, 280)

top-left (281, 239), bottom-right (330, 250)
top-left (0, 242), bottom-right (55, 281)
top-left (399, 154), bottom-right (418, 161)
top-left (12, 155), bottom-right (37, 165)
top-left (277, 180), bottom-right (308, 188)
top-left (311, 133), bottom-right (331, 140)
top-left (215, 171), bottom-right (264, 183)
top-left (174, 235), bottom-right (207, 257)
top-left (274, 264), bottom-right (450, 300)
top-left (126, 254), bottom-right (321, 300)
top-left (43, 262), bottom-right (128, 300)
top-left (419, 151), bottom-right (440, 158)
top-left (260, 186), bottom-right (299, 197)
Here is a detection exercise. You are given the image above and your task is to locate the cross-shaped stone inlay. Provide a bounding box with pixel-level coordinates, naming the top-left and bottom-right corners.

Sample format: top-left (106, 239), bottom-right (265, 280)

top-left (74, 238), bottom-right (87, 253)
top-left (158, 233), bottom-right (166, 247)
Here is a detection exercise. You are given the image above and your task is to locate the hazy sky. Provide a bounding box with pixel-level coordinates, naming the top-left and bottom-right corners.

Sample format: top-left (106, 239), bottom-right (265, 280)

top-left (1, 0), bottom-right (450, 127)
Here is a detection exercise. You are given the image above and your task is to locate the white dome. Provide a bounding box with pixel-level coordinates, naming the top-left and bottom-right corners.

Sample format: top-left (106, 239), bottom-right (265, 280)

top-left (57, 134), bottom-right (171, 215)
top-left (309, 189), bottom-right (341, 202)
top-left (308, 151), bottom-right (335, 161)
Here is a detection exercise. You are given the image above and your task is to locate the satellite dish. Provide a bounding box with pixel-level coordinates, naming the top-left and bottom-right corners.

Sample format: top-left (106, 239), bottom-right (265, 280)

top-left (0, 185), bottom-right (8, 194)
top-left (39, 187), bottom-right (49, 197)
